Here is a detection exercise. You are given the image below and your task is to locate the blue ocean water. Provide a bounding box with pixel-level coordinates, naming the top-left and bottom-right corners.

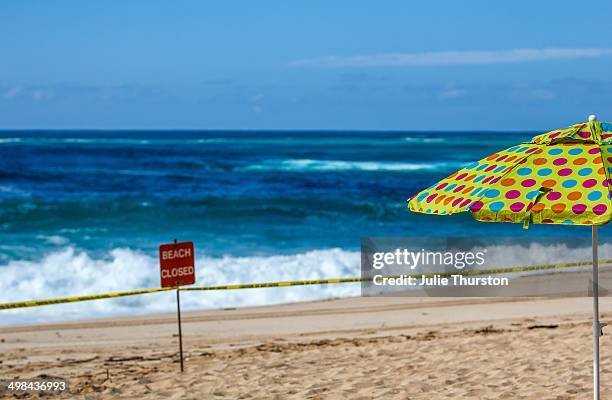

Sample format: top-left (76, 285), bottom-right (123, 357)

top-left (0, 130), bottom-right (603, 323)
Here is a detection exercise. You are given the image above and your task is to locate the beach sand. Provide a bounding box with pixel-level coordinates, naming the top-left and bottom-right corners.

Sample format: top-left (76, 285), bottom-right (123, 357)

top-left (2, 294), bottom-right (612, 399)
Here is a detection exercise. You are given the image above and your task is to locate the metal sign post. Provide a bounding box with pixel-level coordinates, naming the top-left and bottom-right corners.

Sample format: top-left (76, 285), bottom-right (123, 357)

top-left (176, 283), bottom-right (184, 373)
top-left (159, 239), bottom-right (195, 373)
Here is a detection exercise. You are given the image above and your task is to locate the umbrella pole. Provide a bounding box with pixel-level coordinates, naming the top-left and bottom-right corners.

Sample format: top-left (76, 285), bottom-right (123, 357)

top-left (593, 225), bottom-right (601, 400)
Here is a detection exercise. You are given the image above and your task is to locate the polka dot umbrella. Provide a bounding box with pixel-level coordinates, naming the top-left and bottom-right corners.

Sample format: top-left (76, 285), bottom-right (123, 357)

top-left (407, 115), bottom-right (610, 399)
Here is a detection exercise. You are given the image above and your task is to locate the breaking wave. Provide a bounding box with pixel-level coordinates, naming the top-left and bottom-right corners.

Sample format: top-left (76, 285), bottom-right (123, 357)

top-left (242, 159), bottom-right (464, 172)
top-left (0, 247), bottom-right (360, 325)
top-left (403, 136), bottom-right (447, 143)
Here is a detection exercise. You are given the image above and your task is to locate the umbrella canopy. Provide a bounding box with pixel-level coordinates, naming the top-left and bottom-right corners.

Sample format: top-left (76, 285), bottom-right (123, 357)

top-left (408, 119), bottom-right (612, 227)
top-left (406, 117), bottom-right (609, 400)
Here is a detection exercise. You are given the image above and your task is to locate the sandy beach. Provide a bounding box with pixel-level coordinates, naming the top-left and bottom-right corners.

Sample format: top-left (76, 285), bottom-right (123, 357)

top-left (2, 294), bottom-right (612, 399)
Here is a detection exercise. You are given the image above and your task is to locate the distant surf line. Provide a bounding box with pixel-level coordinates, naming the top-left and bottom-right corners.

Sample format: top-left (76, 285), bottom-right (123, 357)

top-left (0, 135), bottom-right (513, 146)
top-left (241, 159), bottom-right (466, 172)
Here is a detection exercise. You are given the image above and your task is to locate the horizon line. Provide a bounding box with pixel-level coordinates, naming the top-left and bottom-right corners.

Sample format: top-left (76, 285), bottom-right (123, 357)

top-left (0, 127), bottom-right (544, 133)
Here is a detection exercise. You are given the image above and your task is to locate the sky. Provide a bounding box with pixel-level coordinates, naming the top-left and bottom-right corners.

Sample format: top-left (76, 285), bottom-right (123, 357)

top-left (2, 1), bottom-right (612, 130)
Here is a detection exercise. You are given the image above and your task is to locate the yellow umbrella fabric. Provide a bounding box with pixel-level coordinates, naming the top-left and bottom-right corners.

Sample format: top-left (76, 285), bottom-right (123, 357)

top-left (407, 117), bottom-right (610, 399)
top-left (408, 120), bottom-right (612, 227)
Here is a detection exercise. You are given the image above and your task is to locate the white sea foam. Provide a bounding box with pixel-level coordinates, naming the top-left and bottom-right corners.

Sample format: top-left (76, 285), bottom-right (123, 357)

top-left (403, 136), bottom-right (446, 143)
top-left (0, 136), bottom-right (480, 147)
top-left (1, 242), bottom-right (609, 325)
top-left (0, 138), bottom-right (21, 144)
top-left (0, 137), bottom-right (408, 146)
top-left (63, 138), bottom-right (152, 144)
top-left (243, 159), bottom-right (464, 172)
top-left (35, 235), bottom-right (69, 245)
top-left (0, 247), bottom-right (360, 325)
top-left (0, 185), bottom-right (30, 196)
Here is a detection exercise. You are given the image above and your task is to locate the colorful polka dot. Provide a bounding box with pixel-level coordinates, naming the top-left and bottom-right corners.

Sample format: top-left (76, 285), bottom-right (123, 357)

top-left (533, 158), bottom-right (547, 165)
top-left (594, 204), bottom-right (608, 215)
top-left (484, 165), bottom-right (497, 172)
top-left (510, 202), bottom-right (525, 212)
top-left (452, 197), bottom-right (464, 207)
top-left (417, 192), bottom-right (429, 202)
top-left (485, 189), bottom-right (500, 198)
top-left (572, 204), bottom-right (587, 214)
top-left (551, 203), bottom-right (566, 213)
top-left (521, 179), bottom-right (536, 187)
top-left (489, 201), bottom-right (504, 212)
top-left (553, 158), bottom-right (568, 166)
top-left (588, 191), bottom-right (603, 201)
top-left (470, 201), bottom-right (483, 211)
top-left (506, 190), bottom-right (521, 199)
top-left (573, 158), bottom-right (587, 165)
top-left (537, 168), bottom-right (552, 176)
top-left (562, 179), bottom-right (577, 188)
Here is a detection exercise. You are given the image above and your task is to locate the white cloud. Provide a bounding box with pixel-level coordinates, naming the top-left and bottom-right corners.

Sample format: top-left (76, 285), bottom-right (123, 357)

top-left (250, 93), bottom-right (264, 102)
top-left (1, 82), bottom-right (162, 103)
top-left (439, 86), bottom-right (467, 100)
top-left (290, 48), bottom-right (612, 67)
top-left (31, 89), bottom-right (54, 101)
top-left (526, 88), bottom-right (556, 100)
top-left (3, 86), bottom-right (22, 99)
top-left (250, 93), bottom-right (264, 113)
top-left (2, 86), bottom-right (54, 101)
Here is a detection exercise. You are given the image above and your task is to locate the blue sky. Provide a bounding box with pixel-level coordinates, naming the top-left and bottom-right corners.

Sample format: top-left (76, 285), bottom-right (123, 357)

top-left (2, 1), bottom-right (612, 130)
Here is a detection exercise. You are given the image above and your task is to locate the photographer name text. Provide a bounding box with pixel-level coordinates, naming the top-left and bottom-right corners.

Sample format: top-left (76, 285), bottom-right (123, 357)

top-left (372, 274), bottom-right (508, 287)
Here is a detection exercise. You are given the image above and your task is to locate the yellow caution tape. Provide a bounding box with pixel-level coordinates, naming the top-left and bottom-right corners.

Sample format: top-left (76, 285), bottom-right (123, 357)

top-left (183, 258), bottom-right (612, 291)
top-left (419, 258), bottom-right (612, 279)
top-left (1, 258), bottom-right (610, 310)
top-left (0, 287), bottom-right (174, 310)
top-left (181, 276), bottom-right (366, 291)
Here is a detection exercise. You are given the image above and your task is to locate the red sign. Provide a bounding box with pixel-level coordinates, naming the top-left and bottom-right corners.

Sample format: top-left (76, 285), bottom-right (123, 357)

top-left (159, 241), bottom-right (196, 288)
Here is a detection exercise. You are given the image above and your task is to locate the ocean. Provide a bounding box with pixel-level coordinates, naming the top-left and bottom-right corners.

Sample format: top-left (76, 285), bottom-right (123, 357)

top-left (0, 130), bottom-right (605, 324)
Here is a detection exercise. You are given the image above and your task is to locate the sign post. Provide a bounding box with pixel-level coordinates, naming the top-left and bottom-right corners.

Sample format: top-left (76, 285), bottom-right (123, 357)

top-left (176, 282), bottom-right (184, 373)
top-left (159, 240), bottom-right (195, 373)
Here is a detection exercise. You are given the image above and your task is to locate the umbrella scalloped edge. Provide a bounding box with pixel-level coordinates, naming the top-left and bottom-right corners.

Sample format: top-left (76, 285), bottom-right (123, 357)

top-left (407, 120), bottom-right (612, 227)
